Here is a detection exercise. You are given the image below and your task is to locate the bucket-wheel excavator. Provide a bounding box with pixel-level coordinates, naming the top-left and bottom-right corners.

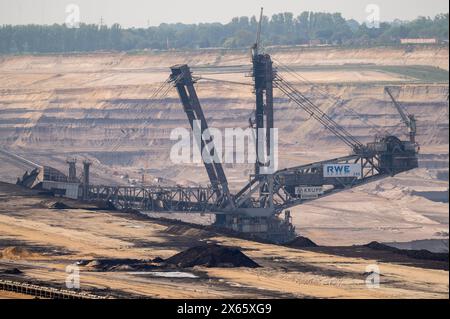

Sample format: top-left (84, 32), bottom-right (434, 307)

top-left (90, 9), bottom-right (419, 243)
top-left (166, 10), bottom-right (419, 243)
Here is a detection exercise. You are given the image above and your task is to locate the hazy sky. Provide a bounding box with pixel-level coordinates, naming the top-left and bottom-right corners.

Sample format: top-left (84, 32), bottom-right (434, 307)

top-left (0, 0), bottom-right (448, 27)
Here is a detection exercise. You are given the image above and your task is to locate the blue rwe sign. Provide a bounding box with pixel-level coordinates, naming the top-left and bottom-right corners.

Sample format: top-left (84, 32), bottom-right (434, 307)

top-left (323, 163), bottom-right (361, 178)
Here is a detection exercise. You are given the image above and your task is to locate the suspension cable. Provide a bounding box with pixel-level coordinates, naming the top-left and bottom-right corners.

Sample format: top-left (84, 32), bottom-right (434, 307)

top-left (273, 58), bottom-right (388, 135)
top-left (274, 72), bottom-right (364, 150)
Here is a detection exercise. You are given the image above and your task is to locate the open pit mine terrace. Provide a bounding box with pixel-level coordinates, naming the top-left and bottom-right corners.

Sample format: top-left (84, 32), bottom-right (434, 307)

top-left (0, 45), bottom-right (449, 299)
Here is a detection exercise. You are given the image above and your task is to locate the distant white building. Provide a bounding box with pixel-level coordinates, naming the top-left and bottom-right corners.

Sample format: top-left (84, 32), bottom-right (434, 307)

top-left (400, 38), bottom-right (438, 44)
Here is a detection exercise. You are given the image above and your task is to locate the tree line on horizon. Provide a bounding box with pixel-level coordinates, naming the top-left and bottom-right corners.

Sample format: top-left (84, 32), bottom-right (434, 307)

top-left (0, 12), bottom-right (448, 54)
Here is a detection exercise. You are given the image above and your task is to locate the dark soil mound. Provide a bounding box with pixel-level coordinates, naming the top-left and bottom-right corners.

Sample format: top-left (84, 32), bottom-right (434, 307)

top-left (164, 224), bottom-right (212, 238)
top-left (165, 244), bottom-right (260, 268)
top-left (84, 258), bottom-right (155, 271)
top-left (406, 249), bottom-right (448, 261)
top-left (286, 236), bottom-right (317, 248)
top-left (364, 241), bottom-right (448, 262)
top-left (152, 257), bottom-right (164, 263)
top-left (50, 201), bottom-right (71, 209)
top-left (96, 200), bottom-right (116, 210)
top-left (2, 267), bottom-right (23, 274)
top-left (120, 208), bottom-right (143, 216)
top-left (365, 241), bottom-right (397, 251)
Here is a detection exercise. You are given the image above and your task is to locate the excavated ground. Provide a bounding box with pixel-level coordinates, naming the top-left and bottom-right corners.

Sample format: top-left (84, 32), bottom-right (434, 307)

top-left (0, 46), bottom-right (448, 298)
top-left (0, 182), bottom-right (448, 298)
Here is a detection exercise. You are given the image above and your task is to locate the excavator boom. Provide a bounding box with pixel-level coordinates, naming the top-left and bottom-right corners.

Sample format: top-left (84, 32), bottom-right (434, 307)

top-left (170, 64), bottom-right (234, 209)
top-left (385, 86), bottom-right (417, 143)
